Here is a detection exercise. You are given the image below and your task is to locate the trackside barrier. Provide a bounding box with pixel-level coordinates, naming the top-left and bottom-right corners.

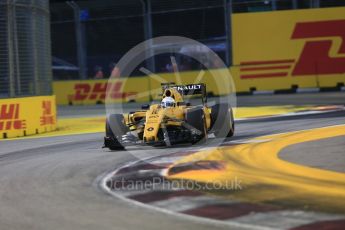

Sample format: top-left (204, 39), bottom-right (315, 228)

top-left (53, 69), bottom-right (234, 105)
top-left (232, 7), bottom-right (345, 91)
top-left (0, 96), bottom-right (57, 139)
top-left (53, 77), bottom-right (150, 105)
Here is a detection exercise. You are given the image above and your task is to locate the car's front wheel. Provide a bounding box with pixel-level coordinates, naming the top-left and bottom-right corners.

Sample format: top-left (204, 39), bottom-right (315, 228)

top-left (211, 103), bottom-right (235, 138)
top-left (104, 114), bottom-right (128, 150)
top-left (185, 107), bottom-right (207, 144)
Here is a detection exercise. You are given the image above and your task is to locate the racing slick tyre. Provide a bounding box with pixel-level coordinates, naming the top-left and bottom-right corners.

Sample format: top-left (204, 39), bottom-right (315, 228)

top-left (211, 103), bottom-right (235, 138)
top-left (185, 107), bottom-right (207, 144)
top-left (104, 114), bottom-right (128, 150)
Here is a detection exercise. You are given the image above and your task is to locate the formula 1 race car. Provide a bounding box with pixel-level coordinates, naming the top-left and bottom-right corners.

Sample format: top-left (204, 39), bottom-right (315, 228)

top-left (103, 83), bottom-right (234, 150)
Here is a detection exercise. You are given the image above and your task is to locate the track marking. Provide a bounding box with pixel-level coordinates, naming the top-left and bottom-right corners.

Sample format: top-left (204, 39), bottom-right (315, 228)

top-left (228, 210), bottom-right (344, 230)
top-left (150, 196), bottom-right (238, 212)
top-left (167, 125), bottom-right (345, 213)
top-left (100, 124), bottom-right (345, 229)
top-left (100, 170), bottom-right (273, 230)
top-left (148, 156), bottom-right (184, 165)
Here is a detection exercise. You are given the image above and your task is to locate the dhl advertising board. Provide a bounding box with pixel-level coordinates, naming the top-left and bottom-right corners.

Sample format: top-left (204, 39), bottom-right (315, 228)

top-left (53, 70), bottom-right (233, 105)
top-left (232, 7), bottom-right (345, 91)
top-left (0, 96), bottom-right (56, 139)
top-left (53, 78), bottom-right (150, 105)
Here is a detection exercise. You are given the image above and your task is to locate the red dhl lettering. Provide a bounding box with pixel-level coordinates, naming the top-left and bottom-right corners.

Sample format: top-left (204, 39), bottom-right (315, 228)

top-left (0, 104), bottom-right (19, 120)
top-left (42, 101), bottom-right (52, 116)
top-left (40, 116), bottom-right (55, 126)
top-left (40, 101), bottom-right (55, 126)
top-left (292, 19), bottom-right (345, 75)
top-left (69, 82), bottom-right (137, 102)
top-left (0, 104), bottom-right (26, 131)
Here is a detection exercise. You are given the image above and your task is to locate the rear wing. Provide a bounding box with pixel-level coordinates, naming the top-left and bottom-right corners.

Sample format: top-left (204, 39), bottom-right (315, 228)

top-left (162, 83), bottom-right (207, 103)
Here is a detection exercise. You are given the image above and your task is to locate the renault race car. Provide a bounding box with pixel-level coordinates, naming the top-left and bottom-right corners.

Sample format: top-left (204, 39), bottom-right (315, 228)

top-left (103, 83), bottom-right (234, 150)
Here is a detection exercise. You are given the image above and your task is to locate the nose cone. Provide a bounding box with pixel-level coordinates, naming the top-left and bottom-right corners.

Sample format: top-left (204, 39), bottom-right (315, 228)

top-left (143, 111), bottom-right (164, 142)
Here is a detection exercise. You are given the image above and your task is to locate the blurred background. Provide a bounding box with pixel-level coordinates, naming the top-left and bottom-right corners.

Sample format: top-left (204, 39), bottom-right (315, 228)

top-left (0, 0), bottom-right (344, 100)
top-left (49, 0), bottom-right (344, 80)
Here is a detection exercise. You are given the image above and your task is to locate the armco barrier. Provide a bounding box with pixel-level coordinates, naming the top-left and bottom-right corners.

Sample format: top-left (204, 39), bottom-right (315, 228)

top-left (0, 96), bottom-right (56, 139)
top-left (232, 7), bottom-right (345, 90)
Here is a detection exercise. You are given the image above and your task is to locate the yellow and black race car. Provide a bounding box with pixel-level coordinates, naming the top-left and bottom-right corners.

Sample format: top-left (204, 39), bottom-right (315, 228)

top-left (103, 83), bottom-right (234, 150)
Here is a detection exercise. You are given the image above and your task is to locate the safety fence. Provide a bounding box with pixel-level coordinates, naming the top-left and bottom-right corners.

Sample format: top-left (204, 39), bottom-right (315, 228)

top-left (0, 0), bottom-right (52, 98)
top-left (0, 96), bottom-right (56, 139)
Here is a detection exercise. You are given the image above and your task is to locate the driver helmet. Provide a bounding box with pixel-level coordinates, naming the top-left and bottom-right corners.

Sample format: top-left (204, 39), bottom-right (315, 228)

top-left (161, 96), bottom-right (176, 108)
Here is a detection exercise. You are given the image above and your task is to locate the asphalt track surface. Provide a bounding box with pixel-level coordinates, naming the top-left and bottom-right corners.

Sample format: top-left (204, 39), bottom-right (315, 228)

top-left (280, 135), bottom-right (345, 173)
top-left (1, 93), bottom-right (345, 230)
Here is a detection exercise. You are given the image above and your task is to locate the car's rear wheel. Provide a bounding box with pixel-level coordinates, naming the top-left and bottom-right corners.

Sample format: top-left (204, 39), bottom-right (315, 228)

top-left (211, 103), bottom-right (235, 138)
top-left (104, 114), bottom-right (128, 150)
top-left (185, 107), bottom-right (207, 144)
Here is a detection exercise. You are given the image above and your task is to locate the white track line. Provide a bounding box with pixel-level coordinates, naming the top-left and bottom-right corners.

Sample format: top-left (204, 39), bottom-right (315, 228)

top-left (111, 189), bottom-right (153, 197)
top-left (229, 139), bottom-right (272, 144)
top-left (148, 156), bottom-right (184, 165)
top-left (228, 210), bottom-right (345, 230)
top-left (252, 90), bottom-right (275, 95)
top-left (150, 195), bottom-right (238, 212)
top-left (296, 88), bottom-right (320, 93)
